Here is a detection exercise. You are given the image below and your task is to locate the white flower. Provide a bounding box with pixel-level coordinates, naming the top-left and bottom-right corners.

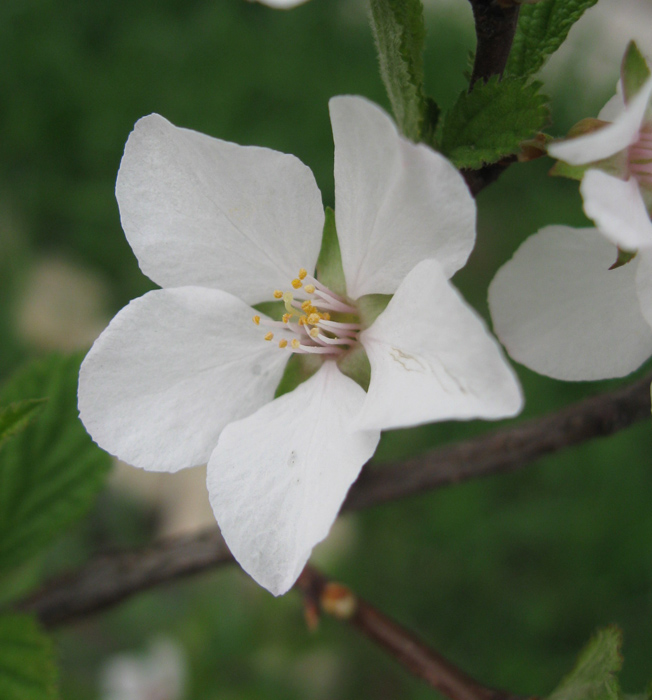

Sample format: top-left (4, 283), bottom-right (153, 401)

top-left (548, 73), bottom-right (652, 253)
top-left (79, 95), bottom-right (523, 596)
top-left (489, 53), bottom-right (652, 382)
top-left (488, 225), bottom-right (652, 381)
top-left (253, 0), bottom-right (310, 7)
top-left (100, 638), bottom-right (185, 700)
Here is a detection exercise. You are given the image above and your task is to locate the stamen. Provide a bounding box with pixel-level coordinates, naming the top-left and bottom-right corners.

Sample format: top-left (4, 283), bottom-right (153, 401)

top-left (279, 339), bottom-right (288, 349)
top-left (291, 339), bottom-right (301, 350)
top-left (291, 279), bottom-right (303, 289)
top-left (304, 284), bottom-right (316, 294)
top-left (298, 268), bottom-right (308, 280)
top-left (252, 315), bottom-right (261, 325)
top-left (282, 313), bottom-right (291, 324)
top-left (264, 332), bottom-right (274, 341)
top-left (273, 290), bottom-right (283, 299)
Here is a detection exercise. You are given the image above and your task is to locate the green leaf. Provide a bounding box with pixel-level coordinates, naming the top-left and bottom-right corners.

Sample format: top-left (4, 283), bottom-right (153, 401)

top-left (0, 400), bottom-right (47, 453)
top-left (0, 353), bottom-right (111, 574)
top-left (507, 0), bottom-right (599, 78)
top-left (548, 627), bottom-right (622, 700)
top-left (438, 76), bottom-right (549, 169)
top-left (368, 0), bottom-right (427, 141)
top-left (0, 613), bottom-right (59, 700)
top-left (622, 41), bottom-right (651, 104)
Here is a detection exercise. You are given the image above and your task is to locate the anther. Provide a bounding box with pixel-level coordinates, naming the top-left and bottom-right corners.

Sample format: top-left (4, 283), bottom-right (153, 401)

top-left (279, 339), bottom-right (288, 349)
top-left (291, 279), bottom-right (303, 289)
top-left (307, 313), bottom-right (321, 325)
top-left (291, 339), bottom-right (301, 349)
top-left (309, 327), bottom-right (320, 338)
top-left (273, 290), bottom-right (283, 299)
top-left (304, 284), bottom-right (316, 294)
top-left (264, 332), bottom-right (274, 341)
top-left (282, 313), bottom-right (291, 324)
top-left (298, 268), bottom-right (308, 280)
top-left (252, 315), bottom-right (261, 325)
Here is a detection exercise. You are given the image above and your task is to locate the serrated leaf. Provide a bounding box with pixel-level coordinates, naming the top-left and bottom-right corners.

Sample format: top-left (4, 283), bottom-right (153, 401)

top-left (439, 76), bottom-right (549, 169)
top-left (0, 354), bottom-right (111, 574)
top-left (548, 627), bottom-right (622, 700)
top-left (0, 400), bottom-right (47, 453)
top-left (368, 0), bottom-right (427, 141)
top-left (622, 41), bottom-right (651, 104)
top-left (507, 0), bottom-right (599, 78)
top-left (0, 613), bottom-right (59, 700)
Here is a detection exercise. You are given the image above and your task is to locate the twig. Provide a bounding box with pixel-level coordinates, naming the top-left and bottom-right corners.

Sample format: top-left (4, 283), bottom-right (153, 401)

top-left (18, 371), bottom-right (652, 629)
top-left (296, 565), bottom-right (524, 700)
top-left (468, 0), bottom-right (520, 86)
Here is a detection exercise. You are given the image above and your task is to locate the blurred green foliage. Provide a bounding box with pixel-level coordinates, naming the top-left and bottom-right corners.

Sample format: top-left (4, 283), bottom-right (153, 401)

top-left (0, 0), bottom-right (650, 699)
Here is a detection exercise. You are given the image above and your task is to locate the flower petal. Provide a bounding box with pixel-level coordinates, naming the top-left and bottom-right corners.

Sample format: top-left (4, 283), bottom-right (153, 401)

top-left (548, 77), bottom-right (652, 165)
top-left (635, 248), bottom-right (652, 330)
top-left (330, 96), bottom-right (476, 299)
top-left (116, 114), bottom-right (324, 304)
top-left (207, 361), bottom-right (380, 596)
top-left (488, 225), bottom-right (652, 380)
top-left (78, 287), bottom-right (289, 472)
top-left (581, 169), bottom-right (652, 250)
top-left (356, 259), bottom-right (522, 431)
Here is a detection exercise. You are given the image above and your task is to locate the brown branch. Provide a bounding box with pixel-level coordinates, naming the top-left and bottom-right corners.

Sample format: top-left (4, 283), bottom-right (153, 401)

top-left (296, 565), bottom-right (524, 700)
top-left (468, 0), bottom-right (520, 86)
top-left (18, 371), bottom-right (652, 629)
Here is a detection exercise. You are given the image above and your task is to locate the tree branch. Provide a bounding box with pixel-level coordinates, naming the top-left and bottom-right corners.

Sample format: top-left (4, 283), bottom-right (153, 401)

top-left (19, 371), bottom-right (652, 628)
top-left (296, 565), bottom-right (524, 700)
top-left (468, 0), bottom-right (520, 86)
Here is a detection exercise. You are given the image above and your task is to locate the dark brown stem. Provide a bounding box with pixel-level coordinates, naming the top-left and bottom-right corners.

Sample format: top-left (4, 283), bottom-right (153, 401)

top-left (296, 565), bottom-right (524, 700)
top-left (18, 371), bottom-right (652, 629)
top-left (468, 0), bottom-right (520, 86)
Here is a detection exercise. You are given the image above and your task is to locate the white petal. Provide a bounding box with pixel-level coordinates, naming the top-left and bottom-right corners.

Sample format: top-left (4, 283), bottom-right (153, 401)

top-left (79, 287), bottom-right (288, 472)
top-left (635, 248), bottom-right (652, 330)
top-left (581, 170), bottom-right (652, 250)
top-left (356, 260), bottom-right (522, 431)
top-left (207, 361), bottom-right (380, 596)
top-left (116, 114), bottom-right (324, 304)
top-left (488, 226), bottom-right (652, 380)
top-left (598, 88), bottom-right (624, 122)
top-left (330, 96), bottom-right (476, 298)
top-left (549, 77), bottom-right (652, 165)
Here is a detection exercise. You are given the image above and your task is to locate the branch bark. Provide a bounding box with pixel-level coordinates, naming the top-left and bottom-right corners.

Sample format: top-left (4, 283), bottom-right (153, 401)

top-left (296, 565), bottom-right (524, 700)
top-left (18, 371), bottom-right (652, 629)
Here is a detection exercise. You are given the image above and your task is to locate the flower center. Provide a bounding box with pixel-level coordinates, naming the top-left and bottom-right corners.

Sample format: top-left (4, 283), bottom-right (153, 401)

top-left (252, 268), bottom-right (361, 356)
top-left (629, 125), bottom-right (652, 187)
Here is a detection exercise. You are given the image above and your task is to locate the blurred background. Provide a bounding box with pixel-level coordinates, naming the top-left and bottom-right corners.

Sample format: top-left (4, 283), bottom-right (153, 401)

top-left (1, 0), bottom-right (651, 697)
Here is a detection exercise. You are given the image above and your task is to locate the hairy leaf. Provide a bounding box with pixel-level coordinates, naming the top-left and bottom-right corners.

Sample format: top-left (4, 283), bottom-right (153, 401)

top-left (368, 0), bottom-right (427, 141)
top-left (0, 613), bottom-right (59, 700)
top-left (507, 0), bottom-right (599, 78)
top-left (439, 76), bottom-right (549, 169)
top-left (0, 353), bottom-right (111, 574)
top-left (548, 627), bottom-right (622, 700)
top-left (0, 400), bottom-right (47, 453)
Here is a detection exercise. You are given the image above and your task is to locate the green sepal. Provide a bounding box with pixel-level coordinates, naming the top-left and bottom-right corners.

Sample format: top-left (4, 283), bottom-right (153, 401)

top-left (622, 41), bottom-right (651, 104)
top-left (368, 0), bottom-right (428, 141)
top-left (438, 76), bottom-right (549, 170)
top-left (274, 354), bottom-right (321, 399)
top-left (0, 399), bottom-right (47, 453)
top-left (547, 626), bottom-right (622, 700)
top-left (0, 353), bottom-right (112, 574)
top-left (507, 0), bottom-right (599, 78)
top-left (357, 294), bottom-right (392, 329)
top-left (337, 347), bottom-right (372, 393)
top-left (0, 613), bottom-right (59, 700)
top-left (609, 248), bottom-right (637, 270)
top-left (316, 207), bottom-right (346, 298)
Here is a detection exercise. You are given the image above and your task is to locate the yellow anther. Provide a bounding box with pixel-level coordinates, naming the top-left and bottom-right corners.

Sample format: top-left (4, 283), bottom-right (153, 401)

top-left (278, 339), bottom-right (288, 349)
top-left (298, 316), bottom-right (306, 326)
top-left (323, 313), bottom-right (331, 321)
top-left (304, 284), bottom-right (316, 294)
top-left (309, 327), bottom-right (320, 338)
top-left (301, 300), bottom-right (313, 312)
top-left (273, 290), bottom-right (283, 299)
top-left (252, 315), bottom-right (261, 325)
top-left (282, 313), bottom-right (291, 324)
top-left (307, 313), bottom-right (321, 325)
top-left (291, 278), bottom-right (302, 289)
top-left (298, 268), bottom-right (308, 280)
top-left (291, 338), bottom-right (301, 349)
top-left (264, 332), bottom-right (274, 341)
